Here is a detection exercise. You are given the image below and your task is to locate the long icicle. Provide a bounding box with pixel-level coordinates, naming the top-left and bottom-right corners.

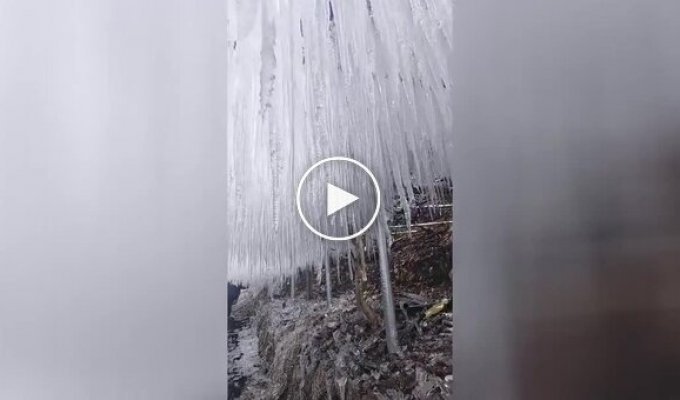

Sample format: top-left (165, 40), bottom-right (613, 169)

top-left (325, 255), bottom-right (332, 307)
top-left (226, 0), bottom-right (453, 287)
top-left (306, 265), bottom-right (313, 300)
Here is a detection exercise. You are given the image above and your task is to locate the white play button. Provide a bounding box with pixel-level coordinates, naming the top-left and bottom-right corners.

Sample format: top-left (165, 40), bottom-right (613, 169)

top-left (326, 183), bottom-right (359, 217)
top-left (296, 156), bottom-right (381, 241)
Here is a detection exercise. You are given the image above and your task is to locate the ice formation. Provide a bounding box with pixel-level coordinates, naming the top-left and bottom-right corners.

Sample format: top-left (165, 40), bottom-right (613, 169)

top-left (226, 0), bottom-right (453, 286)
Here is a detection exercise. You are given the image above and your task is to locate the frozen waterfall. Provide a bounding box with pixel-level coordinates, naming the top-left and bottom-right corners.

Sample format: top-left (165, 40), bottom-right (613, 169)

top-left (226, 0), bottom-right (453, 287)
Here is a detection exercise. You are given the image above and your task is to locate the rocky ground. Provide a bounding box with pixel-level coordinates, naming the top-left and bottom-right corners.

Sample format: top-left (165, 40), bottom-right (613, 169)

top-left (229, 202), bottom-right (452, 399)
top-left (228, 289), bottom-right (269, 399)
top-left (233, 221), bottom-right (453, 399)
top-left (239, 292), bottom-right (452, 400)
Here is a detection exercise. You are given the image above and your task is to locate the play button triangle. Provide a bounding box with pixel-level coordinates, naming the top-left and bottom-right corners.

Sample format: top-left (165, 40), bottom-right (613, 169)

top-left (326, 183), bottom-right (359, 217)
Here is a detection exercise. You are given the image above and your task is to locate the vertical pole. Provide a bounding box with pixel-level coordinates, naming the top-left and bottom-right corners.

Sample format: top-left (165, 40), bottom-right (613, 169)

top-left (377, 223), bottom-right (399, 353)
top-left (325, 256), bottom-right (332, 307)
top-left (290, 238), bottom-right (295, 300)
top-left (290, 227), bottom-right (295, 299)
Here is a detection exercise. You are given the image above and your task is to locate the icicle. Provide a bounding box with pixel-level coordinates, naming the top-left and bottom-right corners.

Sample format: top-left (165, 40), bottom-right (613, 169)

top-left (335, 250), bottom-right (341, 285)
top-left (347, 243), bottom-right (354, 282)
top-left (325, 256), bottom-right (332, 307)
top-left (306, 265), bottom-right (313, 300)
top-left (227, 0), bottom-right (453, 288)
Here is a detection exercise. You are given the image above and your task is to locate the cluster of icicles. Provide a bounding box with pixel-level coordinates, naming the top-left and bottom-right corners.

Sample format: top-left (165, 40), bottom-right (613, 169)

top-left (226, 0), bottom-right (453, 287)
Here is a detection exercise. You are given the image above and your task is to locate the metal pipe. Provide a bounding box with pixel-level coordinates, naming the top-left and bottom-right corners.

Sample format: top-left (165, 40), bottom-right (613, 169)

top-left (376, 223), bottom-right (399, 353)
top-left (290, 228), bottom-right (295, 299)
top-left (389, 220), bottom-right (453, 230)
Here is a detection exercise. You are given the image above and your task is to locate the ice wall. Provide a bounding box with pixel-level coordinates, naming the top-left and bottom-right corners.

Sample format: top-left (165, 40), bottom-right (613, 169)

top-left (227, 0), bottom-right (453, 285)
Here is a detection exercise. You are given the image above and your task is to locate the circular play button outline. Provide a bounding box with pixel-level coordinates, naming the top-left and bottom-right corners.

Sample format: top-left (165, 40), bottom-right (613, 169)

top-left (296, 156), bottom-right (381, 241)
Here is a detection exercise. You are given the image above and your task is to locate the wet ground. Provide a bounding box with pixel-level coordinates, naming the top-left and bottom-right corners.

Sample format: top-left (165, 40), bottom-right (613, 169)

top-left (227, 290), bottom-right (264, 399)
top-left (227, 197), bottom-right (453, 399)
top-left (227, 316), bottom-right (245, 398)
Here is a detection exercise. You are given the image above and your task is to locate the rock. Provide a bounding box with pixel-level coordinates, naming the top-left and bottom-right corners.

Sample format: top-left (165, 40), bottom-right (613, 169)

top-left (240, 291), bottom-right (452, 399)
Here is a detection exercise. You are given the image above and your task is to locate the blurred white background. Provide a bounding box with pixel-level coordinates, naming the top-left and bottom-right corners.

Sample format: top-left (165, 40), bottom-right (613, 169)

top-left (0, 1), bottom-right (227, 398)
